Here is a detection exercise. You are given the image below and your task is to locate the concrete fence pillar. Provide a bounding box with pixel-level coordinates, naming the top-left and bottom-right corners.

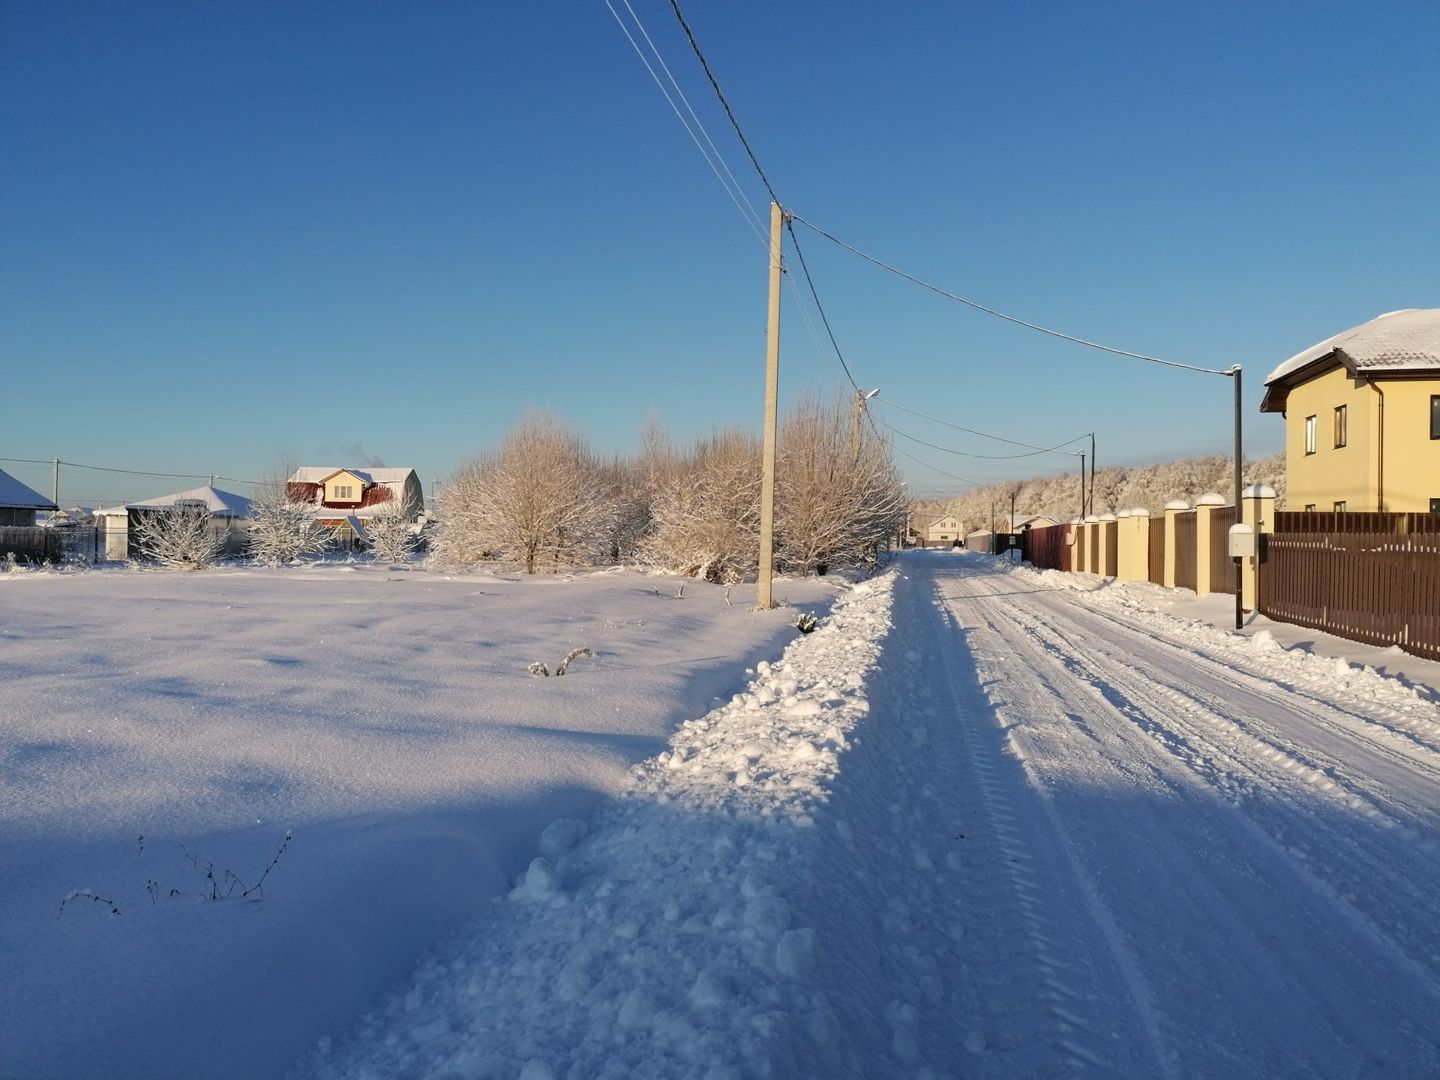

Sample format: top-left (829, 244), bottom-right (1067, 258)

top-left (1099, 513), bottom-right (1117, 577)
top-left (1240, 483), bottom-right (1278, 612)
top-left (1193, 492), bottom-right (1226, 596)
top-left (1162, 500), bottom-right (1190, 588)
top-left (1115, 509), bottom-right (1133, 580)
top-left (1116, 508), bottom-right (1149, 581)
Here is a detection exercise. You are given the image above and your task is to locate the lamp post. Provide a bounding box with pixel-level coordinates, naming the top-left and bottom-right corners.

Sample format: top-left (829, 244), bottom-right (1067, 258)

top-left (852, 388), bottom-right (880, 463)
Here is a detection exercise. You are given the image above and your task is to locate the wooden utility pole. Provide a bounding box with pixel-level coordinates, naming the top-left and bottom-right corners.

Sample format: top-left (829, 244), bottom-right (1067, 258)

top-left (756, 201), bottom-right (784, 610)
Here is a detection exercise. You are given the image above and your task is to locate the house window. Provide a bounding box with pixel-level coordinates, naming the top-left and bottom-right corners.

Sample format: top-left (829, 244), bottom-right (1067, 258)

top-left (1432, 395), bottom-right (1440, 439)
top-left (1304, 414), bottom-right (1317, 455)
top-left (1431, 499), bottom-right (1440, 513)
top-left (1333, 405), bottom-right (1347, 448)
top-left (1304, 504), bottom-right (1316, 511)
top-left (1333, 501), bottom-right (1346, 512)
top-left (333, 485), bottom-right (355, 501)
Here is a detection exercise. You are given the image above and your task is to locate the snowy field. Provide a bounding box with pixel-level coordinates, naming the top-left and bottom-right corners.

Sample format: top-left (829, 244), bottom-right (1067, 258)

top-left (5, 552), bottom-right (1440, 1079)
top-left (0, 563), bottom-right (836, 1080)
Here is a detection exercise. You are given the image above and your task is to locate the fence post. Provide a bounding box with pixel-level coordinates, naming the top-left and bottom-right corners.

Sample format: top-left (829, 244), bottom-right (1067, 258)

top-left (1081, 516), bottom-right (1097, 574)
top-left (1119, 508), bottom-right (1150, 581)
top-left (1193, 493), bottom-right (1226, 595)
top-left (1115, 509), bottom-right (1132, 579)
top-left (1162, 500), bottom-right (1190, 588)
top-left (1241, 483), bottom-right (1278, 612)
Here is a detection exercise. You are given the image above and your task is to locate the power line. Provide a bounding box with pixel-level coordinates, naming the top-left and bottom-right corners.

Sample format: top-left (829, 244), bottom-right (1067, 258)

top-left (789, 214), bottom-right (1233, 377)
top-left (879, 398), bottom-right (1089, 456)
top-left (888, 443), bottom-right (985, 488)
top-left (665, 0), bottom-right (781, 206)
top-left (783, 219), bottom-right (863, 396)
top-left (618, 0), bottom-right (767, 236)
top-left (602, 0), bottom-right (768, 248)
top-left (0, 456), bottom-right (262, 486)
top-left (881, 419), bottom-right (1087, 461)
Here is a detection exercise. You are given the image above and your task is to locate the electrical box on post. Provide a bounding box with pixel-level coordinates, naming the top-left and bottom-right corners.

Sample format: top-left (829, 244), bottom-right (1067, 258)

top-left (1228, 523), bottom-right (1256, 559)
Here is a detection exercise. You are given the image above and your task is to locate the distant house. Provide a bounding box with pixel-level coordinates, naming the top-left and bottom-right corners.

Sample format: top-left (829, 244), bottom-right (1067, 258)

top-left (922, 515), bottom-right (963, 548)
top-left (0, 468), bottom-right (58, 527)
top-left (286, 467), bottom-right (425, 546)
top-left (1010, 514), bottom-right (1060, 531)
top-left (1261, 308), bottom-right (1440, 513)
top-left (94, 485), bottom-right (253, 559)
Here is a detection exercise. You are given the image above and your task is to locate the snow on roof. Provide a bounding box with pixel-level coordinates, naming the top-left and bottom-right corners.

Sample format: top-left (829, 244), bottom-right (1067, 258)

top-left (122, 485), bottom-right (253, 516)
top-left (0, 468), bottom-right (57, 511)
top-left (288, 467), bottom-right (418, 486)
top-left (1264, 309), bottom-right (1440, 386)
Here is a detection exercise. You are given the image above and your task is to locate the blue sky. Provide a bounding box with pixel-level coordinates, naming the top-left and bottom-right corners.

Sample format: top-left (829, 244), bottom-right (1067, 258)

top-left (3, 1), bottom-right (1436, 505)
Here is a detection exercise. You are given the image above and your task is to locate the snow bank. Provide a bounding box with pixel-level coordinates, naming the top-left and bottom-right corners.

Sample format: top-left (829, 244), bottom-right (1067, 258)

top-left (305, 574), bottom-right (901, 1080)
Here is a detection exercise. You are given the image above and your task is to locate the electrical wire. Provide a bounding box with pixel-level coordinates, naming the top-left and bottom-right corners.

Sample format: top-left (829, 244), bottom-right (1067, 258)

top-left (784, 219), bottom-right (863, 396)
top-left (887, 443), bottom-right (985, 488)
top-left (881, 420), bottom-right (1088, 461)
top-left (602, 0), bottom-right (769, 249)
top-left (879, 398), bottom-right (1089, 456)
top-left (617, 0), bottom-right (768, 239)
top-left (789, 214), bottom-right (1233, 377)
top-left (665, 0), bottom-right (780, 207)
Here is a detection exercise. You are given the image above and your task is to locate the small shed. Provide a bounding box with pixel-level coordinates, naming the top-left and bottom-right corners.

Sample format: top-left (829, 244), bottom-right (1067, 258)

top-left (97, 485), bottom-right (254, 559)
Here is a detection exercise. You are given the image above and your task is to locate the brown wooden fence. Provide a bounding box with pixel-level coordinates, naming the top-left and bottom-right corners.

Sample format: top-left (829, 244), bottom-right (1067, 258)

top-left (1209, 506), bottom-right (1236, 595)
top-left (1148, 518), bottom-right (1166, 584)
top-left (0, 526), bottom-right (64, 564)
top-left (1021, 523), bottom-right (1072, 571)
top-left (1259, 512), bottom-right (1440, 662)
top-left (1174, 511), bottom-right (1198, 592)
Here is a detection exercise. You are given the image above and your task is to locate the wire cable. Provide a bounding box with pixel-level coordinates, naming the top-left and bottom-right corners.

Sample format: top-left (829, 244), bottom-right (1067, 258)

top-left (784, 219), bottom-right (863, 396)
top-left (879, 398), bottom-right (1089, 456)
top-left (887, 443), bottom-right (985, 488)
top-left (665, 0), bottom-right (781, 206)
top-left (789, 214), bottom-right (1233, 377)
top-left (603, 0), bottom-right (769, 248)
top-left (618, 0), bottom-right (768, 238)
top-left (882, 420), bottom-right (1090, 461)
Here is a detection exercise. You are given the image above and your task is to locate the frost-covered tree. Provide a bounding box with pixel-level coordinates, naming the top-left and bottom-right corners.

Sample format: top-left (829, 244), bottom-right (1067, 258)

top-left (775, 394), bottom-right (906, 575)
top-left (434, 410), bottom-right (615, 574)
top-left (132, 503), bottom-right (227, 568)
top-left (640, 429), bottom-right (761, 583)
top-left (909, 450), bottom-right (1286, 534)
top-left (247, 480), bottom-right (328, 566)
top-left (364, 493), bottom-right (419, 563)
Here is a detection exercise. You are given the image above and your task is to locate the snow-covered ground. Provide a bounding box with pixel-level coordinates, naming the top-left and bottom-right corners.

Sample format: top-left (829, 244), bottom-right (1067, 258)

top-left (0, 563), bottom-right (836, 1080)
top-left (6, 552), bottom-right (1440, 1078)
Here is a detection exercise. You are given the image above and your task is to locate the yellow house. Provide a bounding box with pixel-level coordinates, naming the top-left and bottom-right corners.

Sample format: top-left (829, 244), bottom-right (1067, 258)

top-left (1260, 309), bottom-right (1440, 513)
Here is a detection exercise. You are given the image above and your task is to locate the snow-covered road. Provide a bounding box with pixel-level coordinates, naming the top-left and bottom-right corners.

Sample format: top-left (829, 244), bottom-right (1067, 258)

top-left (916, 553), bottom-right (1440, 1077)
top-left (308, 552), bottom-right (1440, 1079)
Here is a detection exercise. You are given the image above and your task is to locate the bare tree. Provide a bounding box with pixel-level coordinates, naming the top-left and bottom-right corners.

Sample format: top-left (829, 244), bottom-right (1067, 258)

top-left (434, 410), bottom-right (615, 574)
top-left (364, 492), bottom-right (419, 563)
top-left (775, 394), bottom-right (907, 575)
top-left (131, 503), bottom-right (228, 568)
top-left (247, 477), bottom-right (328, 565)
top-left (640, 429), bottom-right (761, 582)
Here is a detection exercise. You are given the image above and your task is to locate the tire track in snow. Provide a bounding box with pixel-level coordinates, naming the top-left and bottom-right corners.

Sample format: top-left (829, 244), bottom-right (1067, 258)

top-left (901, 567), bottom-right (1174, 1079)
top-left (927, 554), bottom-right (1440, 1075)
top-left (954, 562), bottom-right (1440, 992)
